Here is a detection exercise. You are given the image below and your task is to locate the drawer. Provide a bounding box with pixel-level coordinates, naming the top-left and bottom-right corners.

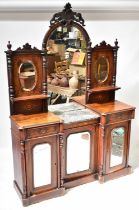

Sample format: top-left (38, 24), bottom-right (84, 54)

top-left (26, 124), bottom-right (59, 139)
top-left (104, 109), bottom-right (135, 124)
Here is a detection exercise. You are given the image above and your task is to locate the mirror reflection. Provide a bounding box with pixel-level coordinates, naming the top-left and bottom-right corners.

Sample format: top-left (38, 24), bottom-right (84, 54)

top-left (95, 56), bottom-right (109, 83)
top-left (67, 132), bottom-right (90, 174)
top-left (110, 127), bottom-right (124, 167)
top-left (33, 144), bottom-right (51, 188)
top-left (19, 61), bottom-right (36, 91)
top-left (46, 26), bottom-right (87, 104)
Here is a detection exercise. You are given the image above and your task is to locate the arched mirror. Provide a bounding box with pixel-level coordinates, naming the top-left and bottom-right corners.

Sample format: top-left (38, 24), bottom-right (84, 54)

top-left (45, 25), bottom-right (88, 105)
top-left (46, 25), bottom-right (87, 88)
top-left (42, 3), bottom-right (90, 105)
top-left (19, 61), bottom-right (36, 91)
top-left (95, 56), bottom-right (109, 83)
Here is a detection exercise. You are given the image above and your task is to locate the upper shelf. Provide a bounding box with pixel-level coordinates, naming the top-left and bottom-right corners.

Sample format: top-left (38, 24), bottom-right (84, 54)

top-left (11, 94), bottom-right (49, 102)
top-left (88, 86), bottom-right (121, 93)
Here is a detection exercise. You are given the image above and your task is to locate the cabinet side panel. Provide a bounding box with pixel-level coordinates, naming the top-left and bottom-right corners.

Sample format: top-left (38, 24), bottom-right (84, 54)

top-left (11, 130), bottom-right (24, 193)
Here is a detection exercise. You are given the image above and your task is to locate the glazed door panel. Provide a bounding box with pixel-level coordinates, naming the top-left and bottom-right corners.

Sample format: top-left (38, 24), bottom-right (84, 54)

top-left (66, 131), bottom-right (90, 174)
top-left (105, 121), bottom-right (130, 174)
top-left (33, 143), bottom-right (51, 188)
top-left (62, 125), bottom-right (97, 182)
top-left (25, 135), bottom-right (59, 195)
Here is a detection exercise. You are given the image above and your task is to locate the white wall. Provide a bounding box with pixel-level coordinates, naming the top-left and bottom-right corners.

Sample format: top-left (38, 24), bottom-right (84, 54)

top-left (0, 11), bottom-right (139, 167)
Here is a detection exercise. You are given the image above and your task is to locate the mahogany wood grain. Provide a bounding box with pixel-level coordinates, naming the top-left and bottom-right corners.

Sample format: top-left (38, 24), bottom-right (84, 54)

top-left (86, 101), bottom-right (135, 114)
top-left (6, 3), bottom-right (135, 206)
top-left (12, 94), bottom-right (49, 102)
top-left (72, 95), bottom-right (135, 182)
top-left (72, 96), bottom-right (135, 114)
top-left (5, 43), bottom-right (48, 115)
top-left (86, 40), bottom-right (119, 103)
top-left (11, 113), bottom-right (64, 206)
top-left (88, 86), bottom-right (120, 93)
top-left (62, 124), bottom-right (98, 188)
top-left (11, 112), bottom-right (61, 129)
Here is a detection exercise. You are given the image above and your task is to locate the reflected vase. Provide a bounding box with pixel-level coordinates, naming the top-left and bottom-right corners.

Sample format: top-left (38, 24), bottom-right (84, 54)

top-left (69, 70), bottom-right (79, 89)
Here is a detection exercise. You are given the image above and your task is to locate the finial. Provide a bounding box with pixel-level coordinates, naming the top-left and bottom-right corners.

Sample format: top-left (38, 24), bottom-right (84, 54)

top-left (115, 39), bottom-right (118, 47)
top-left (7, 41), bottom-right (12, 50)
top-left (64, 3), bottom-right (72, 10)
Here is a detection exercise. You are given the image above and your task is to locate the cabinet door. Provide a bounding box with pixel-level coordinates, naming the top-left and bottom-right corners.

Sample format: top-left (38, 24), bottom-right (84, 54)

top-left (105, 121), bottom-right (130, 174)
top-left (63, 125), bottom-right (97, 182)
top-left (25, 135), bottom-right (59, 195)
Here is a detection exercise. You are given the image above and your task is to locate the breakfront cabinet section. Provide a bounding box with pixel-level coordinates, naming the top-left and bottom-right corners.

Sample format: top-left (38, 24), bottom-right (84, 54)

top-left (98, 121), bottom-right (131, 183)
top-left (11, 119), bottom-right (65, 206)
top-left (72, 97), bottom-right (135, 183)
top-left (97, 108), bottom-right (135, 183)
top-left (105, 122), bottom-right (130, 174)
top-left (25, 136), bottom-right (59, 195)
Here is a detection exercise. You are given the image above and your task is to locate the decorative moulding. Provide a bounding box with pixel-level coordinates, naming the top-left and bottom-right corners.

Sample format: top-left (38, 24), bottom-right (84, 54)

top-left (0, 1), bottom-right (139, 13)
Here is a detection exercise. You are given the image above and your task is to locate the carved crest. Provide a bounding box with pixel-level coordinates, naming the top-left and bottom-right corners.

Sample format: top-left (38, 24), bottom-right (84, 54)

top-left (50, 3), bottom-right (85, 26)
top-left (94, 41), bottom-right (112, 49)
top-left (6, 42), bottom-right (41, 53)
top-left (16, 43), bottom-right (40, 52)
top-left (94, 39), bottom-right (119, 49)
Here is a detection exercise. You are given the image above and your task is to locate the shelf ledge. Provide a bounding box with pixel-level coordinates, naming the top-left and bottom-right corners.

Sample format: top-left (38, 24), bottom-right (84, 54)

top-left (11, 94), bottom-right (49, 102)
top-left (88, 86), bottom-right (121, 93)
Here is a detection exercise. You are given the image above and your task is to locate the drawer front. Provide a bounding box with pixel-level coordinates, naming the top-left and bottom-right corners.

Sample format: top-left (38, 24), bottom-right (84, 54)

top-left (26, 124), bottom-right (59, 139)
top-left (104, 109), bottom-right (135, 124)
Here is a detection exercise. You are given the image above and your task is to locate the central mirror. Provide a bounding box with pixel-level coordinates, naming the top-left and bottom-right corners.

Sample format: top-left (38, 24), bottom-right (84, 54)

top-left (19, 61), bottom-right (36, 91)
top-left (46, 25), bottom-right (87, 104)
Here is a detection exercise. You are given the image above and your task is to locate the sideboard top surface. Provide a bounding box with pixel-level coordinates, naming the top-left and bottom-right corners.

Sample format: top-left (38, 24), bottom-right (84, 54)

top-left (72, 96), bottom-right (135, 114)
top-left (11, 112), bottom-right (62, 129)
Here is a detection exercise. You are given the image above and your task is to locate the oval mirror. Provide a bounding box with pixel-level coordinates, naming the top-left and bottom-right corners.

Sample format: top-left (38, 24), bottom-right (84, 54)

top-left (19, 61), bottom-right (36, 91)
top-left (95, 56), bottom-right (109, 83)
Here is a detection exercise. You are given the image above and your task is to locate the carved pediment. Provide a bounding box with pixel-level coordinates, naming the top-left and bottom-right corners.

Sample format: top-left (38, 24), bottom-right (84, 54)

top-left (50, 3), bottom-right (85, 26)
top-left (6, 42), bottom-right (41, 53)
top-left (94, 39), bottom-right (119, 49)
top-left (16, 43), bottom-right (39, 52)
